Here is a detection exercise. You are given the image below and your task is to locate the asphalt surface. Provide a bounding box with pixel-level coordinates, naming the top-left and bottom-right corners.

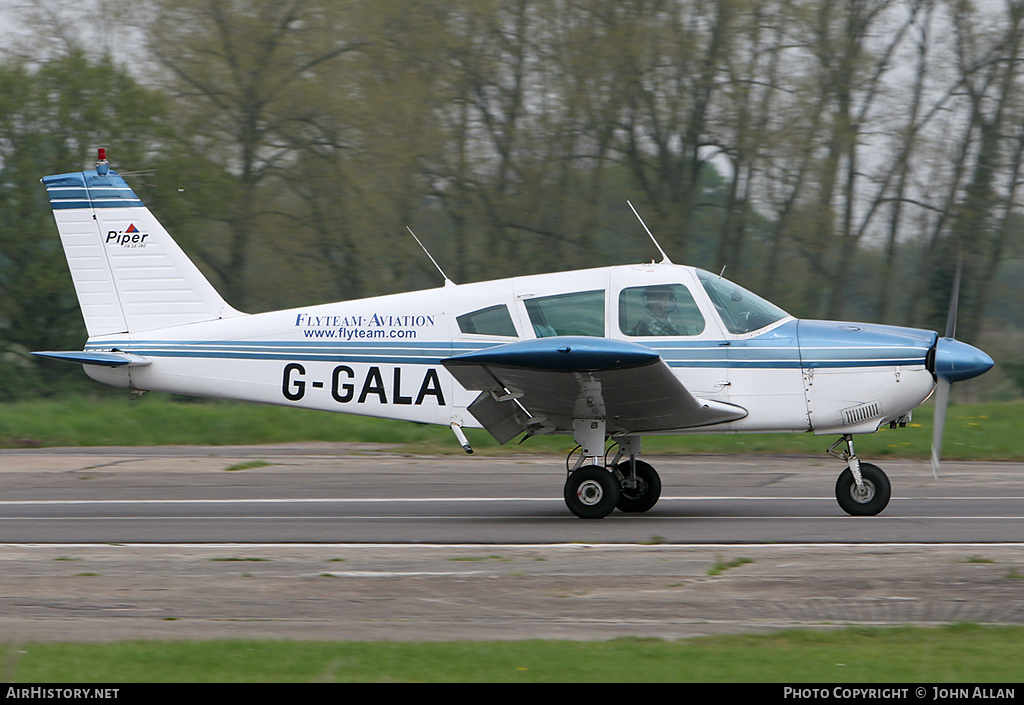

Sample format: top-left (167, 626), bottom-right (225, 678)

top-left (0, 444), bottom-right (1022, 642)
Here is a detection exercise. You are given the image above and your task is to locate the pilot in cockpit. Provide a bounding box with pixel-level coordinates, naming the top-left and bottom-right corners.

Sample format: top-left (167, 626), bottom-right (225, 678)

top-left (631, 285), bottom-right (681, 336)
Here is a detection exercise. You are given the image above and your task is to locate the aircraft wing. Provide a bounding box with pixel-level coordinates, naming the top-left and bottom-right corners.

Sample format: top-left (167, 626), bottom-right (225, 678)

top-left (442, 337), bottom-right (746, 444)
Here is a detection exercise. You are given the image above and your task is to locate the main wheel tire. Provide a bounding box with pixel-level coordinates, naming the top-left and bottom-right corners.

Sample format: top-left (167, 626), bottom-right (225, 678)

top-left (614, 460), bottom-right (662, 513)
top-left (564, 465), bottom-right (620, 519)
top-left (835, 462), bottom-right (891, 516)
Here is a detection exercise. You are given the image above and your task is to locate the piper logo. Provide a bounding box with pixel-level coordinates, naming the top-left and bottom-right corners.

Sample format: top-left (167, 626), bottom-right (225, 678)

top-left (106, 224), bottom-right (149, 248)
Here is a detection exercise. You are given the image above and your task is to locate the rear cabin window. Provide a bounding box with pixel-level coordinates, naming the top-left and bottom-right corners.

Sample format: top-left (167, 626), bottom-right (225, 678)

top-left (524, 290), bottom-right (605, 338)
top-left (619, 284), bottom-right (705, 337)
top-left (457, 304), bottom-right (518, 337)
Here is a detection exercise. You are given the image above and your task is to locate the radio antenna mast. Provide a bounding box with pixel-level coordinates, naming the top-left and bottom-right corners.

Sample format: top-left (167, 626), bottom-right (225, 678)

top-left (407, 226), bottom-right (453, 285)
top-left (627, 201), bottom-right (672, 264)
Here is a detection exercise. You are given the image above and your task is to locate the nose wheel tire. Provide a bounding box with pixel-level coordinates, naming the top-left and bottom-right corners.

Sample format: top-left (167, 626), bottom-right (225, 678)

top-left (614, 460), bottom-right (662, 513)
top-left (564, 465), bottom-right (620, 519)
top-left (835, 462), bottom-right (891, 516)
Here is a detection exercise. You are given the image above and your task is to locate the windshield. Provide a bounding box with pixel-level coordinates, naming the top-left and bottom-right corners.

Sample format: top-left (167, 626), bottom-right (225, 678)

top-left (696, 270), bottom-right (790, 334)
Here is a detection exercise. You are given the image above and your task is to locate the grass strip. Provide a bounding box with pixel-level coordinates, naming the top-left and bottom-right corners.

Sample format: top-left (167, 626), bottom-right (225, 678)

top-left (4, 625), bottom-right (1023, 682)
top-left (0, 396), bottom-right (1021, 461)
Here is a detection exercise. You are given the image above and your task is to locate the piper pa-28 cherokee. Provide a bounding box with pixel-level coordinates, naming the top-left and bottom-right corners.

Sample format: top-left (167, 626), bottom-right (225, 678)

top-left (36, 150), bottom-right (994, 519)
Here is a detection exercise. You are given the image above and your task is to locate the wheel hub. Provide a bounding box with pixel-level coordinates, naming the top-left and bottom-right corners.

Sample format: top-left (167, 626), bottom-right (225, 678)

top-left (849, 479), bottom-right (876, 503)
top-left (576, 480), bottom-right (604, 506)
top-left (620, 477), bottom-right (647, 499)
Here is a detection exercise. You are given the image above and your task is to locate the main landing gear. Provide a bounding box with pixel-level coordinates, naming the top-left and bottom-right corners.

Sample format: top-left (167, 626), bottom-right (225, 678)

top-left (562, 435), bottom-right (662, 519)
top-left (827, 435), bottom-right (891, 516)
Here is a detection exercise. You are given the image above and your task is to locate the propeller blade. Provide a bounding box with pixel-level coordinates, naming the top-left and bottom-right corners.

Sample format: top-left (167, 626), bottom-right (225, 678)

top-left (930, 378), bottom-right (950, 480)
top-left (944, 253), bottom-right (963, 339)
top-left (933, 251), bottom-right (963, 479)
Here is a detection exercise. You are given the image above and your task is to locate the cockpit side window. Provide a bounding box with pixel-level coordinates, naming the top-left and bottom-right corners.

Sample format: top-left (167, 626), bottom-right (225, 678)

top-left (457, 304), bottom-right (518, 337)
top-left (524, 290), bottom-right (605, 338)
top-left (696, 270), bottom-right (789, 334)
top-left (619, 284), bottom-right (705, 337)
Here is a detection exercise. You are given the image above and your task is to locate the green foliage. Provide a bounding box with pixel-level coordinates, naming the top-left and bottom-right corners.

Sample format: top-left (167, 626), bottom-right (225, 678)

top-left (0, 52), bottom-right (169, 401)
top-left (1005, 362), bottom-right (1024, 397)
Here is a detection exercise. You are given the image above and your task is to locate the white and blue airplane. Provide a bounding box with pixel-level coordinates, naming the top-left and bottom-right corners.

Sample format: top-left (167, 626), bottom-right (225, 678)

top-left (35, 150), bottom-right (994, 518)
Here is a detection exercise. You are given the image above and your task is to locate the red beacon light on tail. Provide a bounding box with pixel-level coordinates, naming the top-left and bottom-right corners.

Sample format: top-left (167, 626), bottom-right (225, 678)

top-left (96, 148), bottom-right (109, 176)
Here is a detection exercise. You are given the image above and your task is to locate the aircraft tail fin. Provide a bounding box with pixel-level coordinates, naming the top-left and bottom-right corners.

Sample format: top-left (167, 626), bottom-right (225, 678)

top-left (41, 151), bottom-right (243, 337)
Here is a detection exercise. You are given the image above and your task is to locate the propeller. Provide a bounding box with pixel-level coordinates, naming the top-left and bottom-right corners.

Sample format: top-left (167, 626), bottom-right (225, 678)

top-left (929, 375), bottom-right (950, 479)
top-left (930, 257), bottom-right (961, 480)
top-left (927, 254), bottom-right (994, 479)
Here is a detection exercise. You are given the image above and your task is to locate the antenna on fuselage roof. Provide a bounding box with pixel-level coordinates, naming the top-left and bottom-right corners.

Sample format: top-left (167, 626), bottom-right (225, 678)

top-left (406, 226), bottom-right (454, 286)
top-left (627, 200), bottom-right (672, 265)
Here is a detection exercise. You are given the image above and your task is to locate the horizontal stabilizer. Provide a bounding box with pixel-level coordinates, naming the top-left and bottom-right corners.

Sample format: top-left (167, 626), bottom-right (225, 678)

top-left (32, 350), bottom-right (152, 367)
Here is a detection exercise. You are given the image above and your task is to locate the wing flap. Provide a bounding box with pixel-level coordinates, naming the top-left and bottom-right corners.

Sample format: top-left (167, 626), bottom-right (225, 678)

top-left (467, 391), bottom-right (534, 444)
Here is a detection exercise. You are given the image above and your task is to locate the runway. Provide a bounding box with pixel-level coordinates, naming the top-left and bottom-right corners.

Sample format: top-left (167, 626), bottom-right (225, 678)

top-left (0, 444), bottom-right (1022, 641)
top-left (1, 444), bottom-right (1022, 543)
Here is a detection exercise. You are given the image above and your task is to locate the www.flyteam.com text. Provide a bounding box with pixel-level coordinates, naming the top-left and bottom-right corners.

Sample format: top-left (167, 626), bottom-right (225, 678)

top-left (302, 327), bottom-right (419, 340)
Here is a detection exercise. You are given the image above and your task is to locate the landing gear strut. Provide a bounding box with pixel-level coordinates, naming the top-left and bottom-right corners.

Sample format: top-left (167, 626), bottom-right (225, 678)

top-left (827, 435), bottom-right (891, 516)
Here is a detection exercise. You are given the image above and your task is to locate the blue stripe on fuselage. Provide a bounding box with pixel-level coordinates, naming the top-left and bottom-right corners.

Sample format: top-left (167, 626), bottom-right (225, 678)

top-left (85, 321), bottom-right (934, 371)
top-left (86, 340), bottom-right (471, 366)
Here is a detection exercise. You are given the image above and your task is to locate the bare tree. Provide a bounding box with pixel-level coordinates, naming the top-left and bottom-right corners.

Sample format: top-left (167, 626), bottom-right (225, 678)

top-left (910, 0), bottom-right (1024, 342)
top-left (143, 0), bottom-right (359, 308)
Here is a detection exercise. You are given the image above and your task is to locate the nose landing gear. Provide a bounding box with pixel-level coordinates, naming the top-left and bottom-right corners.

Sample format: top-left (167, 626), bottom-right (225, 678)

top-left (828, 435), bottom-right (891, 516)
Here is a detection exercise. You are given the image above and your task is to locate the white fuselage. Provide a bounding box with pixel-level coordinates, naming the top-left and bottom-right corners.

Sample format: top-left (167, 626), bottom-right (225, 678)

top-left (84, 262), bottom-right (938, 439)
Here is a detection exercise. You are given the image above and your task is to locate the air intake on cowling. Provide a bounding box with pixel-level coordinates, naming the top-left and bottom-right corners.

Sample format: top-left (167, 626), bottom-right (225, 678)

top-left (843, 402), bottom-right (880, 426)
